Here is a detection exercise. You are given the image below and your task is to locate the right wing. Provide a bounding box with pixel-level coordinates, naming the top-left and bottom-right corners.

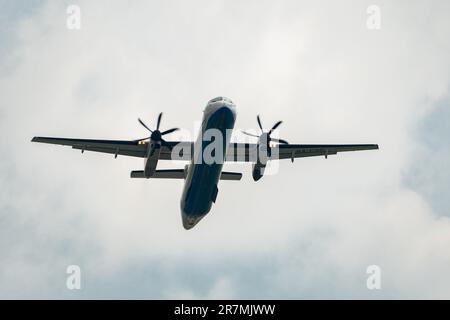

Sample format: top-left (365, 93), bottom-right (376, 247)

top-left (31, 137), bottom-right (193, 160)
top-left (32, 137), bottom-right (148, 158)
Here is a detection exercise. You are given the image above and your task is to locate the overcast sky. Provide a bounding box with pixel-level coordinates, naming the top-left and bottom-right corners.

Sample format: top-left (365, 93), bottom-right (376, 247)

top-left (0, 0), bottom-right (449, 299)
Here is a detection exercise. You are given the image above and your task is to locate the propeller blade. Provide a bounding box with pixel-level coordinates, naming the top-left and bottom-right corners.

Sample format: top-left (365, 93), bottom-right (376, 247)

top-left (271, 138), bottom-right (289, 144)
top-left (242, 131), bottom-right (260, 138)
top-left (269, 121), bottom-right (283, 134)
top-left (161, 127), bottom-right (179, 136)
top-left (138, 118), bottom-right (153, 132)
top-left (156, 112), bottom-right (163, 130)
top-left (257, 115), bottom-right (263, 132)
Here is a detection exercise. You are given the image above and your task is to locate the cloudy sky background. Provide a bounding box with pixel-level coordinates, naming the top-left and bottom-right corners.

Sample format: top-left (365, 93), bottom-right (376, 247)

top-left (0, 0), bottom-right (449, 299)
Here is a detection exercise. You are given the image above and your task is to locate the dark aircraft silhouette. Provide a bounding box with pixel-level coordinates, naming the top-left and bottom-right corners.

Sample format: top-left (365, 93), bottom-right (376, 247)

top-left (32, 97), bottom-right (378, 229)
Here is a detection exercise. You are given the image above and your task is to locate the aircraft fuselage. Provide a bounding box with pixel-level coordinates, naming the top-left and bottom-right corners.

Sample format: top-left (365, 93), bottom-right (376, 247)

top-left (180, 97), bottom-right (236, 229)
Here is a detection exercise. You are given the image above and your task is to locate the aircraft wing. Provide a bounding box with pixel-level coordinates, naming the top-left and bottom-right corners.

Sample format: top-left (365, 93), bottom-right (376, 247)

top-left (31, 136), bottom-right (195, 160)
top-left (273, 144), bottom-right (379, 160)
top-left (31, 136), bottom-right (192, 160)
top-left (226, 143), bottom-right (379, 162)
top-left (31, 137), bottom-right (148, 158)
top-left (32, 137), bottom-right (378, 162)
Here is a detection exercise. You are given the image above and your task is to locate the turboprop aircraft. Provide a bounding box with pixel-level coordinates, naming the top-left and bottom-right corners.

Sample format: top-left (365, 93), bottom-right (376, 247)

top-left (32, 96), bottom-right (378, 229)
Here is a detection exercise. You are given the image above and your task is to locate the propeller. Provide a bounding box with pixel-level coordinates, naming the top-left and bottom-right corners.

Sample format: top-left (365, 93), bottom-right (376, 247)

top-left (136, 112), bottom-right (179, 146)
top-left (242, 115), bottom-right (289, 145)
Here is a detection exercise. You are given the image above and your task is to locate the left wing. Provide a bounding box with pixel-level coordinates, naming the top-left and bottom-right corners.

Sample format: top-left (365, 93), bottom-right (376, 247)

top-left (274, 143), bottom-right (379, 161)
top-left (226, 143), bottom-right (379, 162)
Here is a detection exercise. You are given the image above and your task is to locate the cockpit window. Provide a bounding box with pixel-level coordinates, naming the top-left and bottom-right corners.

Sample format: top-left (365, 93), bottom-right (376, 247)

top-left (210, 97), bottom-right (223, 103)
top-left (209, 96), bottom-right (233, 104)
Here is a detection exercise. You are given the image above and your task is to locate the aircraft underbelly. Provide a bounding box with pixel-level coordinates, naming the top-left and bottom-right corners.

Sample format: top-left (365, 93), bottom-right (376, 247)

top-left (180, 105), bottom-right (236, 229)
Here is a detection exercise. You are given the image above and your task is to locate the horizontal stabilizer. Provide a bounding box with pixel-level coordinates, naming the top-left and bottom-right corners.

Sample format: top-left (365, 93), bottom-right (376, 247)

top-left (130, 169), bottom-right (242, 180)
top-left (220, 171), bottom-right (242, 181)
top-left (130, 169), bottom-right (186, 179)
top-left (130, 171), bottom-right (146, 178)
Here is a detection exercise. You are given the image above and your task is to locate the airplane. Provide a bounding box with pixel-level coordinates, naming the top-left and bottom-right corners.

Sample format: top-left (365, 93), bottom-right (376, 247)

top-left (32, 96), bottom-right (379, 230)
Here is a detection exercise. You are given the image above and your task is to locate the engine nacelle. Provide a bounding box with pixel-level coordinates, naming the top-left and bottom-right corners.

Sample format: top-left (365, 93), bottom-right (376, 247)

top-left (144, 140), bottom-right (161, 178)
top-left (252, 162), bottom-right (266, 181)
top-left (256, 133), bottom-right (272, 163)
top-left (252, 135), bottom-right (271, 181)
